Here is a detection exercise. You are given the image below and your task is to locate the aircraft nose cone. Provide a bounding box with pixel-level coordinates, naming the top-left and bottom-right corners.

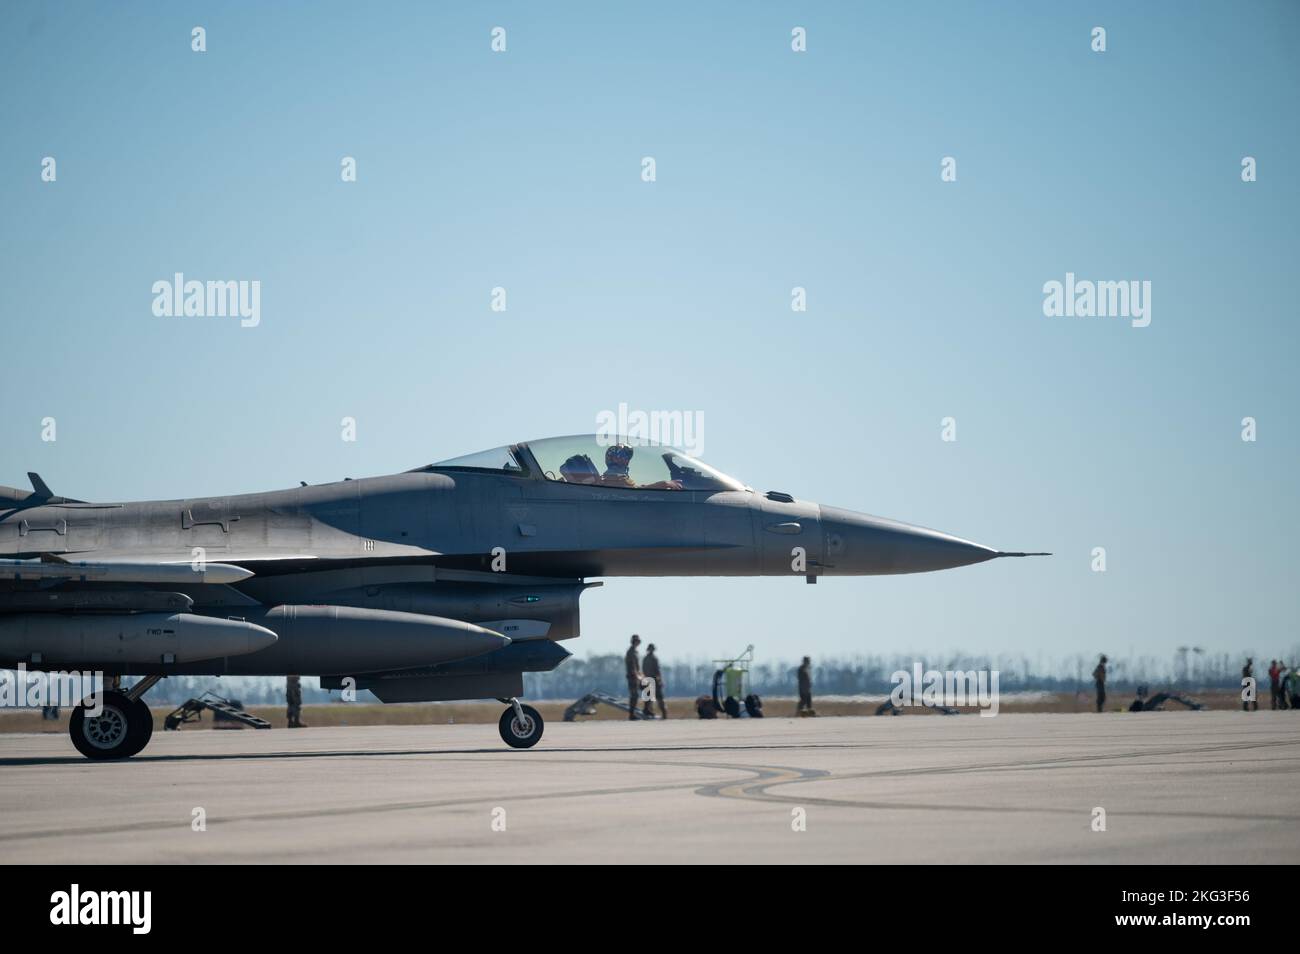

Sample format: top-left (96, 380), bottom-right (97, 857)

top-left (820, 505), bottom-right (999, 574)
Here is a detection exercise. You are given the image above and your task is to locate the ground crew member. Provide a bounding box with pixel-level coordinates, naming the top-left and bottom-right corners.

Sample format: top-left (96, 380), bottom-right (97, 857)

top-left (642, 642), bottom-right (667, 718)
top-left (1242, 658), bottom-right (1258, 711)
top-left (796, 656), bottom-right (814, 716)
top-left (1288, 664), bottom-right (1300, 710)
top-left (625, 634), bottom-right (643, 719)
top-left (286, 674), bottom-right (305, 728)
top-left (1093, 655), bottom-right (1107, 713)
top-left (1269, 659), bottom-right (1282, 710)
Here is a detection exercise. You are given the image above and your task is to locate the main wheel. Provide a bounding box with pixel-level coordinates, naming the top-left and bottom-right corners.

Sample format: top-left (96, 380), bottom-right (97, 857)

top-left (122, 698), bottom-right (154, 758)
top-left (70, 690), bottom-right (146, 760)
top-left (499, 704), bottom-right (544, 749)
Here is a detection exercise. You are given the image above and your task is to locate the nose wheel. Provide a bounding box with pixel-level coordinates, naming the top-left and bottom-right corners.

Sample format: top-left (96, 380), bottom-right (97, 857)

top-left (498, 699), bottom-right (543, 748)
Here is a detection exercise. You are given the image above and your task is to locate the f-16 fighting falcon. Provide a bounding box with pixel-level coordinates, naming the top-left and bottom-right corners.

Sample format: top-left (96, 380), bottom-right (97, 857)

top-left (0, 435), bottom-right (1046, 759)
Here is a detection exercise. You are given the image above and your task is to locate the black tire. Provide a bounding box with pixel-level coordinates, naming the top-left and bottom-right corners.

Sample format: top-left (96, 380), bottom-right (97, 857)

top-left (499, 704), bottom-right (544, 749)
top-left (121, 697), bottom-right (154, 758)
top-left (69, 691), bottom-right (139, 760)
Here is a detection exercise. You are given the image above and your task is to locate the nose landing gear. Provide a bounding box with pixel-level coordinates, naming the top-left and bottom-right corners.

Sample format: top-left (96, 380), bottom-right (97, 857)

top-left (498, 697), bottom-right (543, 748)
top-left (69, 675), bottom-right (160, 761)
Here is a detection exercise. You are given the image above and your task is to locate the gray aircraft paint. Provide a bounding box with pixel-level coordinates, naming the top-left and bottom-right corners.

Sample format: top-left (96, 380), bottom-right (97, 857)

top-left (0, 437), bottom-right (1043, 698)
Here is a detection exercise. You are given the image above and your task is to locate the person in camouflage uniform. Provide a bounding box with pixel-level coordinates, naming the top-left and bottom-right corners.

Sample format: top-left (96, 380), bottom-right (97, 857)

top-left (642, 642), bottom-right (667, 719)
top-left (286, 674), bottom-right (305, 728)
top-left (625, 634), bottom-right (644, 719)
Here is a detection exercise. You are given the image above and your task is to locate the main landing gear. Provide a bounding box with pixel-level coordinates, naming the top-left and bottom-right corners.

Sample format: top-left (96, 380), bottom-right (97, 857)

top-left (66, 683), bottom-right (543, 756)
top-left (497, 697), bottom-right (543, 749)
top-left (69, 675), bottom-right (160, 761)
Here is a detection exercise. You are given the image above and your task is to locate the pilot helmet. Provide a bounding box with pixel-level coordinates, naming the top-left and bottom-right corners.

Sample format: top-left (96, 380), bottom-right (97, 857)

top-left (605, 443), bottom-right (634, 474)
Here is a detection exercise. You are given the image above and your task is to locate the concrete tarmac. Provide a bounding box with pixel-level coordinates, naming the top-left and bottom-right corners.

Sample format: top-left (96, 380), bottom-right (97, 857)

top-left (2, 711), bottom-right (1297, 863)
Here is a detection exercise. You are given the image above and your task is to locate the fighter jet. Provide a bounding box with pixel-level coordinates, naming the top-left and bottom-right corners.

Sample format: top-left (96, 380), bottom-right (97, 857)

top-left (0, 435), bottom-right (1045, 759)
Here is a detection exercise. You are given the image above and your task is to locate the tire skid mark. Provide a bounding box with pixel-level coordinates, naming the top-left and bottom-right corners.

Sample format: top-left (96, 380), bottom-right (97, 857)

top-left (1, 756), bottom-right (757, 843)
top-left (692, 754), bottom-right (1300, 823)
top-left (6, 738), bottom-right (1298, 843)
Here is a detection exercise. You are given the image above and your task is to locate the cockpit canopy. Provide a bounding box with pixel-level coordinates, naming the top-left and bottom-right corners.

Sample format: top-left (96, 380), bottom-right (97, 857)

top-left (431, 435), bottom-right (746, 493)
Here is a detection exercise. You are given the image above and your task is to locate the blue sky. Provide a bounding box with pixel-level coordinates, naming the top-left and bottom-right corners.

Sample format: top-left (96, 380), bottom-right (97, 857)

top-left (2, 1), bottom-right (1297, 669)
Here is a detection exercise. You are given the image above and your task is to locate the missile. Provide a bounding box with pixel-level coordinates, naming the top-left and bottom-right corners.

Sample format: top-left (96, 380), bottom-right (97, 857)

top-left (220, 605), bottom-right (511, 675)
top-left (0, 612), bottom-right (278, 668)
top-left (0, 559), bottom-right (254, 585)
top-left (2, 590), bottom-right (194, 613)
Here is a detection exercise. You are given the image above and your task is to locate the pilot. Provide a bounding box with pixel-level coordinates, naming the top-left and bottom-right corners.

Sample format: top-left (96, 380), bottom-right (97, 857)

top-left (601, 444), bottom-right (637, 488)
top-left (600, 443), bottom-right (681, 490)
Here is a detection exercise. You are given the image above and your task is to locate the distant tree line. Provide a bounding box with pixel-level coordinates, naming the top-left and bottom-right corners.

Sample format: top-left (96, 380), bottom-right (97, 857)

top-left (7, 646), bottom-right (1295, 708)
top-left (524, 647), bottom-right (1300, 700)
